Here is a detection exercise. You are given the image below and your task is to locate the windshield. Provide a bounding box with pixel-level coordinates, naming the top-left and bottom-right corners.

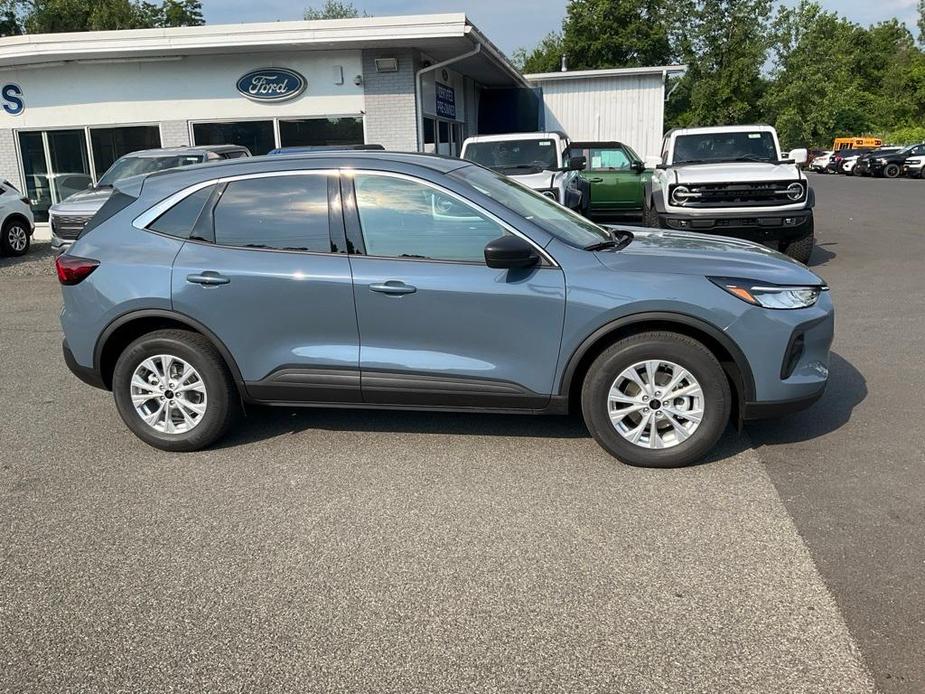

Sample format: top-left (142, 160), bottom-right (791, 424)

top-left (673, 131), bottom-right (778, 165)
top-left (97, 154), bottom-right (205, 187)
top-left (463, 139), bottom-right (560, 174)
top-left (450, 165), bottom-right (610, 247)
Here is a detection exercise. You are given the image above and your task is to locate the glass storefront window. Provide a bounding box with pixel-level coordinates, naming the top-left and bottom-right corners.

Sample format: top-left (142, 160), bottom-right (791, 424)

top-left (18, 129), bottom-right (92, 223)
top-left (278, 117), bottom-right (364, 148)
top-left (90, 125), bottom-right (161, 179)
top-left (192, 121), bottom-right (274, 156)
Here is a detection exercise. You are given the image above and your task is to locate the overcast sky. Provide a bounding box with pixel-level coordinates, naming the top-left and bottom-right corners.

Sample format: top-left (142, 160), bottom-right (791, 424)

top-left (201, 0), bottom-right (921, 56)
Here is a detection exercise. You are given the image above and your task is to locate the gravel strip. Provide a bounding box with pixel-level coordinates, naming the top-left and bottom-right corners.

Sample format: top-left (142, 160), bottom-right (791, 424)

top-left (0, 240), bottom-right (57, 279)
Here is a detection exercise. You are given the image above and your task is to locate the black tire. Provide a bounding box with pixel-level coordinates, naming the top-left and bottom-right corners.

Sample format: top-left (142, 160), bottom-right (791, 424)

top-left (783, 233), bottom-right (814, 263)
top-left (112, 329), bottom-right (239, 452)
top-left (0, 218), bottom-right (30, 257)
top-left (883, 163), bottom-right (900, 178)
top-left (580, 332), bottom-right (731, 468)
top-left (644, 200), bottom-right (662, 228)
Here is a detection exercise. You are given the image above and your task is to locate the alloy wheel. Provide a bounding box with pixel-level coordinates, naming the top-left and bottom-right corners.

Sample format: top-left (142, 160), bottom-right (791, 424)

top-left (7, 225), bottom-right (27, 252)
top-left (130, 354), bottom-right (207, 434)
top-left (607, 359), bottom-right (704, 449)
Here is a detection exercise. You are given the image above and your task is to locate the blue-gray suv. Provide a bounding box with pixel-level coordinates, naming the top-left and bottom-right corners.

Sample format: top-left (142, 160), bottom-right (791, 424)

top-left (57, 152), bottom-right (833, 468)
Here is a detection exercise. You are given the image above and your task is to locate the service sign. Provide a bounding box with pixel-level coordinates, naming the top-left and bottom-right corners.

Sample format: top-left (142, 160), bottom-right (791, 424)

top-left (236, 68), bottom-right (306, 102)
top-left (435, 82), bottom-right (456, 119)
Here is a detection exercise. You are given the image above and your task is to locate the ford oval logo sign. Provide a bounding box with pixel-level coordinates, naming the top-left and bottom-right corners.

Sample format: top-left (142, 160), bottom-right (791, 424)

top-left (236, 68), bottom-right (306, 102)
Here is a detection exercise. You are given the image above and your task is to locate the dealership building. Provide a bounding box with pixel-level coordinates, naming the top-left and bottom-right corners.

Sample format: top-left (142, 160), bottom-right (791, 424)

top-left (0, 13), bottom-right (682, 225)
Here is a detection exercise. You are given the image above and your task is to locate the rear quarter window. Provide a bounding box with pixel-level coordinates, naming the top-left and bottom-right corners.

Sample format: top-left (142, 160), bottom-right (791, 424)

top-left (148, 185), bottom-right (215, 239)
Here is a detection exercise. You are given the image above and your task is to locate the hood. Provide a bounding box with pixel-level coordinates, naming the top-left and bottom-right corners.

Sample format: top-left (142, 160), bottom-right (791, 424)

top-left (500, 170), bottom-right (558, 191)
top-left (673, 162), bottom-right (801, 184)
top-left (596, 229), bottom-right (825, 286)
top-left (49, 187), bottom-right (113, 218)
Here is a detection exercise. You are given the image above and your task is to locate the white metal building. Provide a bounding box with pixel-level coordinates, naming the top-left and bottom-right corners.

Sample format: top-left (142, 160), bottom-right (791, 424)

top-left (526, 66), bottom-right (687, 159)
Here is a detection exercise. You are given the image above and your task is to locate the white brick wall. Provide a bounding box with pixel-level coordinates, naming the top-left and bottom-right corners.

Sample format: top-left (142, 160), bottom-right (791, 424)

top-left (159, 120), bottom-right (191, 147)
top-left (0, 128), bottom-right (22, 189)
top-left (362, 49), bottom-right (419, 152)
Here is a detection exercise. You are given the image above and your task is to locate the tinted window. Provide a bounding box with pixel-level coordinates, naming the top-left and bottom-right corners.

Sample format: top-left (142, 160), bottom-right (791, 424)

top-left (213, 175), bottom-right (330, 252)
top-left (193, 121), bottom-right (275, 156)
top-left (149, 185), bottom-right (215, 238)
top-left (353, 174), bottom-right (508, 262)
top-left (98, 155), bottom-right (204, 186)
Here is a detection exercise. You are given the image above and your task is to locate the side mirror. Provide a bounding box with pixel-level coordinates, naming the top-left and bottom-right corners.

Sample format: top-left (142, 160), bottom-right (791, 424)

top-left (631, 160), bottom-right (645, 173)
top-left (566, 155), bottom-right (586, 171)
top-left (789, 148), bottom-right (808, 165)
top-left (484, 235), bottom-right (540, 269)
top-left (644, 155), bottom-right (663, 169)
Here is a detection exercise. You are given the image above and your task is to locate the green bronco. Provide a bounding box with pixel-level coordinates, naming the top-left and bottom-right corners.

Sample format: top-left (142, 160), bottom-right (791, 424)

top-left (568, 141), bottom-right (649, 219)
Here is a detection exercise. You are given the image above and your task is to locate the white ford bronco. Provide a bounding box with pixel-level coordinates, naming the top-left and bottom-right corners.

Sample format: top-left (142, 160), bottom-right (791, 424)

top-left (643, 125), bottom-right (814, 262)
top-left (460, 132), bottom-right (590, 214)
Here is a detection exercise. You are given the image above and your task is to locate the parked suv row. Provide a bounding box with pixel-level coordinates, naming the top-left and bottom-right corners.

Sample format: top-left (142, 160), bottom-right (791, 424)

top-left (58, 151), bottom-right (833, 468)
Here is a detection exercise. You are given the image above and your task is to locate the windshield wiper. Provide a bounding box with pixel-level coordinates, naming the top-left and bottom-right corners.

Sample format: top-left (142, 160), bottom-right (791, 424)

top-left (584, 228), bottom-right (634, 252)
top-left (584, 239), bottom-right (618, 251)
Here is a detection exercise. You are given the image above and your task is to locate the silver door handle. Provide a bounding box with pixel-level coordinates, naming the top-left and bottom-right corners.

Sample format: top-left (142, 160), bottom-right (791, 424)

top-left (187, 272), bottom-right (230, 286)
top-left (369, 281), bottom-right (416, 295)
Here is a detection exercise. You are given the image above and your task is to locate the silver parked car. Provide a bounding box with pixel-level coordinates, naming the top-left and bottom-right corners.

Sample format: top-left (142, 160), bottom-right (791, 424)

top-left (50, 145), bottom-right (250, 250)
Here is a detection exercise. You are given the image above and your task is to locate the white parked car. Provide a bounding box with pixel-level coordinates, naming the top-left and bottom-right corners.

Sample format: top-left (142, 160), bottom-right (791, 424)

top-left (460, 132), bottom-right (590, 214)
top-left (0, 180), bottom-right (35, 257)
top-left (903, 156), bottom-right (924, 178)
top-left (809, 151), bottom-right (833, 172)
top-left (841, 155), bottom-right (860, 175)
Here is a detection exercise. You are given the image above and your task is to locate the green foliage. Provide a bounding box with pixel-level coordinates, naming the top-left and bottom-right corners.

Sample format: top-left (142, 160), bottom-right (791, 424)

top-left (518, 0), bottom-right (925, 149)
top-left (5, 0), bottom-right (203, 33)
top-left (881, 125), bottom-right (925, 146)
top-left (304, 0), bottom-right (367, 20)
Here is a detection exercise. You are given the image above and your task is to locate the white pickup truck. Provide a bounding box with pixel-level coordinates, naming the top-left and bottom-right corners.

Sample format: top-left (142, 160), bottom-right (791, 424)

top-left (643, 125), bottom-right (815, 263)
top-left (460, 132), bottom-right (590, 215)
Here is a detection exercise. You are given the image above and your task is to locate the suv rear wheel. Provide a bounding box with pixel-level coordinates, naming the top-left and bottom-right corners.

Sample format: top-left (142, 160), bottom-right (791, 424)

top-left (580, 332), bottom-right (731, 468)
top-left (1, 218), bottom-right (30, 257)
top-left (112, 329), bottom-right (238, 451)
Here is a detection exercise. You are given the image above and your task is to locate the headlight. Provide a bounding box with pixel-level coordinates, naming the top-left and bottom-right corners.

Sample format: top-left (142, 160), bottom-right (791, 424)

top-left (670, 185), bottom-right (698, 204)
top-left (785, 182), bottom-right (805, 200)
top-left (875, 158), bottom-right (887, 164)
top-left (539, 188), bottom-right (559, 201)
top-left (709, 277), bottom-right (825, 309)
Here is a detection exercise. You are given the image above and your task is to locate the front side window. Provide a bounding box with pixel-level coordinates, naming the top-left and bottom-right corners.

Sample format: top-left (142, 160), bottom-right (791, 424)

top-left (463, 139), bottom-right (559, 174)
top-left (352, 174), bottom-right (509, 262)
top-left (587, 147), bottom-right (632, 170)
top-left (449, 165), bottom-right (610, 248)
top-left (673, 131), bottom-right (778, 165)
top-left (213, 175), bottom-right (331, 252)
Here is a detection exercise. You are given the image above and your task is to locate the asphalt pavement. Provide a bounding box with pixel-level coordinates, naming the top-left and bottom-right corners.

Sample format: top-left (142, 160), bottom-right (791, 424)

top-left (1, 174), bottom-right (920, 692)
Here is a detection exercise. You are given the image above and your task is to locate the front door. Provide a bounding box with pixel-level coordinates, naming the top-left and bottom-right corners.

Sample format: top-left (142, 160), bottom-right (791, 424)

top-left (343, 171), bottom-right (566, 408)
top-left (582, 145), bottom-right (644, 212)
top-left (170, 172), bottom-right (361, 403)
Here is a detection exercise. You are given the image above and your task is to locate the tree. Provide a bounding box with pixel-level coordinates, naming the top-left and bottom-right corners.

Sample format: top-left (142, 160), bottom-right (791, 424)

top-left (515, 0), bottom-right (673, 73)
top-left (8, 0), bottom-right (203, 33)
top-left (512, 32), bottom-right (563, 73)
top-left (667, 0), bottom-right (773, 127)
top-left (560, 0), bottom-right (673, 69)
top-left (304, 0), bottom-right (366, 20)
top-left (138, 0), bottom-right (203, 27)
top-left (918, 0), bottom-right (925, 46)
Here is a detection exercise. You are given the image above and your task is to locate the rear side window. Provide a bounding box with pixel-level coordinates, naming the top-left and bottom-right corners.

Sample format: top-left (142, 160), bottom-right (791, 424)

top-left (213, 175), bottom-right (331, 252)
top-left (79, 191), bottom-right (138, 239)
top-left (149, 185), bottom-right (215, 238)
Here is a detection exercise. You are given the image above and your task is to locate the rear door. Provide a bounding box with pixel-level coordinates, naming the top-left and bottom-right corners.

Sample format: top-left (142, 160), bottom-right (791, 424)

top-left (343, 170), bottom-right (566, 408)
top-left (169, 171), bottom-right (361, 402)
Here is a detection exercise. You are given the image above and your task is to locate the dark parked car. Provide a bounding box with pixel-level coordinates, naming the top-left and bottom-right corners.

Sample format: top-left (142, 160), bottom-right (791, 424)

top-left (827, 148), bottom-right (865, 174)
top-left (57, 152), bottom-right (833, 469)
top-left (854, 147), bottom-right (902, 177)
top-left (867, 143), bottom-right (925, 178)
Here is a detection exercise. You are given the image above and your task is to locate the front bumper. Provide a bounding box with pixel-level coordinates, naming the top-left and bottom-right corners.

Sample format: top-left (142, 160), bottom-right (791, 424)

top-left (903, 165), bottom-right (923, 178)
top-left (51, 234), bottom-right (73, 252)
top-left (743, 388), bottom-right (825, 420)
top-left (658, 209), bottom-right (813, 243)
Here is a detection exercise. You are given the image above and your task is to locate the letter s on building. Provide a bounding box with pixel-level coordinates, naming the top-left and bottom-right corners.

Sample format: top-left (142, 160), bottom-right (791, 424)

top-left (2, 84), bottom-right (24, 116)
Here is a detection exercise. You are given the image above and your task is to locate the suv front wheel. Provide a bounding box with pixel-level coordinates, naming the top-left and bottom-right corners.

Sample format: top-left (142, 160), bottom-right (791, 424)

top-left (581, 332), bottom-right (731, 467)
top-left (112, 329), bottom-right (238, 451)
top-left (1, 218), bottom-right (30, 257)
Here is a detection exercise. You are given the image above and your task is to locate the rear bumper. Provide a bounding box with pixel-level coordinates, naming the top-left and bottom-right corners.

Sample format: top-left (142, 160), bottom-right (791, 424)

top-left (63, 339), bottom-right (105, 390)
top-left (658, 210), bottom-right (813, 242)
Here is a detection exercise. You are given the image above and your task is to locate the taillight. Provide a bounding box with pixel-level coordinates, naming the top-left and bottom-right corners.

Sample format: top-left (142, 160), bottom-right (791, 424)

top-left (55, 255), bottom-right (99, 285)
